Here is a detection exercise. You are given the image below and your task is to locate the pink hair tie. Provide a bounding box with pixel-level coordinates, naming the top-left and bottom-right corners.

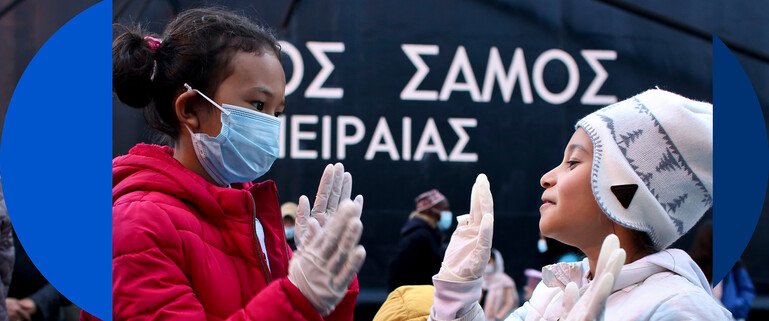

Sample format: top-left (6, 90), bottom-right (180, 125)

top-left (143, 36), bottom-right (162, 53)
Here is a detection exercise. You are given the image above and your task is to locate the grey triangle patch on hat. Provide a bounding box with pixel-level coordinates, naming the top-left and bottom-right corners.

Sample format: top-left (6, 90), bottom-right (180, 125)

top-left (611, 184), bottom-right (638, 209)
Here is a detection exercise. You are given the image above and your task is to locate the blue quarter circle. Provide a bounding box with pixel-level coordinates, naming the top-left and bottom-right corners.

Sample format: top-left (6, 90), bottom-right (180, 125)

top-left (0, 1), bottom-right (112, 318)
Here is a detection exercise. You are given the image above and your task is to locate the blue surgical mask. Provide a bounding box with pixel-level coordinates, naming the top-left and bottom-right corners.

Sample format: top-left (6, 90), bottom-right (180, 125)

top-left (438, 210), bottom-right (453, 231)
top-left (285, 226), bottom-right (295, 240)
top-left (537, 238), bottom-right (548, 253)
top-left (184, 83), bottom-right (280, 186)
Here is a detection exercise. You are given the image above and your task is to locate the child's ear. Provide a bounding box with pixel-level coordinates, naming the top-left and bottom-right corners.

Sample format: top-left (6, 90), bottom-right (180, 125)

top-left (175, 90), bottom-right (202, 130)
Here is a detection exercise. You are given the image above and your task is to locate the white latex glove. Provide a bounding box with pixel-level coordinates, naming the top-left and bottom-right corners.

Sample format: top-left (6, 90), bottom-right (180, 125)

top-left (288, 200), bottom-right (366, 316)
top-left (296, 163), bottom-right (360, 247)
top-left (561, 234), bottom-right (626, 321)
top-left (430, 174), bottom-right (494, 321)
top-left (438, 174), bottom-right (494, 282)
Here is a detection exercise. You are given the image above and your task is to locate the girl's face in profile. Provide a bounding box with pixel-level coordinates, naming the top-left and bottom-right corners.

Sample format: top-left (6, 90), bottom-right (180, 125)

top-left (539, 128), bottom-right (611, 248)
top-left (197, 51), bottom-right (286, 136)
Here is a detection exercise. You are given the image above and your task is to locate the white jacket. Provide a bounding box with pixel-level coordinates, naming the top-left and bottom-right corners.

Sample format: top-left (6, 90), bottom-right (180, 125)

top-left (509, 249), bottom-right (732, 320)
top-left (430, 249), bottom-right (732, 321)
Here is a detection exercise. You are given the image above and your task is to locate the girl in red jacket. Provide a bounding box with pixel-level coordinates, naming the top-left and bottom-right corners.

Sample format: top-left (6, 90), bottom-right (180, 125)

top-left (107, 7), bottom-right (365, 321)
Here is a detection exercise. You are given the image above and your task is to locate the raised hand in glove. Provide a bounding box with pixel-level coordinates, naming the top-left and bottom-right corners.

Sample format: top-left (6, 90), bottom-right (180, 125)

top-left (438, 174), bottom-right (494, 282)
top-left (295, 163), bottom-right (362, 247)
top-left (288, 200), bottom-right (366, 316)
top-left (430, 174), bottom-right (494, 321)
top-left (561, 234), bottom-right (626, 321)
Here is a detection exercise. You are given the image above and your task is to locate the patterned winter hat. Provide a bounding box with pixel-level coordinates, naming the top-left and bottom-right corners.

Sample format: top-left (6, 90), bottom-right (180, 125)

top-left (576, 89), bottom-right (712, 250)
top-left (415, 189), bottom-right (447, 213)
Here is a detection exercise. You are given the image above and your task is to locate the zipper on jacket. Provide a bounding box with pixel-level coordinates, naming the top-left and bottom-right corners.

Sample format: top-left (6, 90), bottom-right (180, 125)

top-left (248, 194), bottom-right (272, 284)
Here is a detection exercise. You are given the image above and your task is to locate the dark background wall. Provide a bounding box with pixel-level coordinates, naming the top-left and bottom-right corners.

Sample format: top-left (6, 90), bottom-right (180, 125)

top-left (110, 0), bottom-right (769, 294)
top-left (2, 0), bottom-right (768, 319)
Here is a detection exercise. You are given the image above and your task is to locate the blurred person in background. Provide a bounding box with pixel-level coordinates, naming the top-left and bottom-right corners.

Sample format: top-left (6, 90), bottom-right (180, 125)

top-left (481, 249), bottom-right (518, 321)
top-left (522, 269), bottom-right (541, 302)
top-left (281, 202), bottom-right (298, 251)
top-left (388, 189), bottom-right (452, 291)
top-left (1, 177), bottom-right (14, 321)
top-left (690, 220), bottom-right (755, 321)
top-left (6, 232), bottom-right (69, 321)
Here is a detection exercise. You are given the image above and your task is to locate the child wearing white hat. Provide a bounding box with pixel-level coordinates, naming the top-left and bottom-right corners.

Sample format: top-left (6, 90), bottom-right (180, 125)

top-left (427, 89), bottom-right (732, 320)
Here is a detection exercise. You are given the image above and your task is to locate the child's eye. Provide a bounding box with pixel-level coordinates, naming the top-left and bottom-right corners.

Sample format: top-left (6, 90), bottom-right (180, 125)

top-left (252, 101), bottom-right (265, 111)
top-left (275, 111), bottom-right (283, 117)
top-left (567, 160), bottom-right (579, 169)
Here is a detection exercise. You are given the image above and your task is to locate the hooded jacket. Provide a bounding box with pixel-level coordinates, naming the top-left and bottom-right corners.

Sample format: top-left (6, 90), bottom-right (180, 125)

top-left (107, 144), bottom-right (358, 321)
top-left (510, 249), bottom-right (732, 320)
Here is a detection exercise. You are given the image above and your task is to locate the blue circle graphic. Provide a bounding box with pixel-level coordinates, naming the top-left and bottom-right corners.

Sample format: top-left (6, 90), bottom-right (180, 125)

top-left (712, 35), bottom-right (769, 284)
top-left (0, 1), bottom-right (111, 318)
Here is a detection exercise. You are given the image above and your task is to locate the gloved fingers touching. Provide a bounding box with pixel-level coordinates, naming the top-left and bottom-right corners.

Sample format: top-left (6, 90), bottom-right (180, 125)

top-left (353, 195), bottom-right (364, 215)
top-left (304, 216), bottom-right (322, 249)
top-left (333, 245), bottom-right (366, 290)
top-left (340, 172), bottom-right (352, 203)
top-left (604, 248), bottom-right (626, 282)
top-left (296, 195), bottom-right (311, 226)
top-left (466, 213), bottom-right (494, 279)
top-left (316, 199), bottom-right (360, 259)
top-left (328, 218), bottom-right (363, 275)
top-left (295, 195), bottom-right (311, 246)
top-left (311, 164), bottom-right (335, 222)
top-left (325, 163), bottom-right (346, 221)
top-left (476, 213), bottom-right (494, 253)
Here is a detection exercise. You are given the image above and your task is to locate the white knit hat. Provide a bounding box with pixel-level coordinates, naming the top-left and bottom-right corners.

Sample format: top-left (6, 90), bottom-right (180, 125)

top-left (576, 89), bottom-right (712, 250)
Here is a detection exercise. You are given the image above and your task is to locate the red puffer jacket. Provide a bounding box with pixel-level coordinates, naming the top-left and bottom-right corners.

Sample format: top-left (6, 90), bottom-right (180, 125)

top-left (103, 144), bottom-right (358, 321)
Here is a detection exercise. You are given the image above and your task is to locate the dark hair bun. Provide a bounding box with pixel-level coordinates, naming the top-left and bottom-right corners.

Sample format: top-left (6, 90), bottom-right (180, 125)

top-left (112, 8), bottom-right (281, 139)
top-left (112, 27), bottom-right (156, 108)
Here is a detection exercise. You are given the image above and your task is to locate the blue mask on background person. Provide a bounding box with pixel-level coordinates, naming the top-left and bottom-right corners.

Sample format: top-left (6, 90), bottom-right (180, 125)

top-left (184, 83), bottom-right (280, 186)
top-left (285, 226), bottom-right (295, 240)
top-left (437, 210), bottom-right (453, 231)
top-left (537, 238), bottom-right (548, 253)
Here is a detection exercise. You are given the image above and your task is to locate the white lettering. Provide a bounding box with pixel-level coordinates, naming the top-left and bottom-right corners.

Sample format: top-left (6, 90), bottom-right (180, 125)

top-left (365, 117), bottom-right (400, 160)
top-left (414, 118), bottom-right (448, 161)
top-left (321, 115), bottom-right (332, 159)
top-left (336, 116), bottom-right (366, 160)
top-left (290, 115), bottom-right (318, 159)
top-left (278, 115), bottom-right (286, 158)
top-left (305, 42), bottom-right (345, 98)
top-left (448, 118), bottom-right (477, 162)
top-left (401, 44), bottom-right (440, 101)
top-left (402, 117), bottom-right (412, 161)
top-left (440, 46), bottom-right (482, 102)
top-left (481, 47), bottom-right (533, 103)
top-left (580, 50), bottom-right (617, 105)
top-left (279, 41), bottom-right (304, 96)
top-left (532, 49), bottom-right (580, 104)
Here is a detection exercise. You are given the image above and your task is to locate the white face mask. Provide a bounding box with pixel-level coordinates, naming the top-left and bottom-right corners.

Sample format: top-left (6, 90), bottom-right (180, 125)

top-left (485, 264), bottom-right (495, 275)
